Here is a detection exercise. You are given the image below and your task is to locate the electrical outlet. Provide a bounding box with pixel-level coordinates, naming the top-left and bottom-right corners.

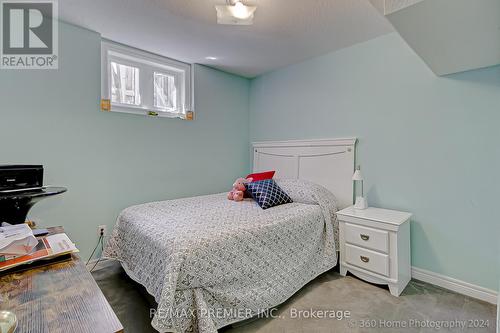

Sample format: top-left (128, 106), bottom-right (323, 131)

top-left (97, 225), bottom-right (107, 237)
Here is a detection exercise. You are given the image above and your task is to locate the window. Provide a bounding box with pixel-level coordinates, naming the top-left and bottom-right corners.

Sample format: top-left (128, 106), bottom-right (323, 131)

top-left (101, 40), bottom-right (193, 118)
top-left (154, 72), bottom-right (177, 111)
top-left (111, 62), bottom-right (141, 106)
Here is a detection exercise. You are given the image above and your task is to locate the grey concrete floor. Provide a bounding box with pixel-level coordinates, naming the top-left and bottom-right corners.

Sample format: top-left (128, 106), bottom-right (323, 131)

top-left (92, 260), bottom-right (497, 333)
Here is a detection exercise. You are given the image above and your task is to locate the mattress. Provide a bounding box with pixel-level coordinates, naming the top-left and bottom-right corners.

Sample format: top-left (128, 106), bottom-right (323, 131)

top-left (104, 179), bottom-right (338, 333)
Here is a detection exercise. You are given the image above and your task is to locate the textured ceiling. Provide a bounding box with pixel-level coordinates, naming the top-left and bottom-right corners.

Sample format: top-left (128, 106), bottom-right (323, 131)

top-left (59, 0), bottom-right (393, 77)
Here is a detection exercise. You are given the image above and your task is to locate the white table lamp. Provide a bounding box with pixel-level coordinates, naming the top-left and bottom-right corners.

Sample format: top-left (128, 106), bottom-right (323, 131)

top-left (352, 166), bottom-right (368, 209)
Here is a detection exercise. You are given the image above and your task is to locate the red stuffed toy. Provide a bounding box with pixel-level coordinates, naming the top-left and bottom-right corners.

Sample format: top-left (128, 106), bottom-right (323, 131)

top-left (227, 177), bottom-right (253, 201)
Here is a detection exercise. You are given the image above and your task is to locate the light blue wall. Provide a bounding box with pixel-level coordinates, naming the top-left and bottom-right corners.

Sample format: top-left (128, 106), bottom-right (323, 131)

top-left (250, 33), bottom-right (500, 291)
top-left (0, 22), bottom-right (250, 260)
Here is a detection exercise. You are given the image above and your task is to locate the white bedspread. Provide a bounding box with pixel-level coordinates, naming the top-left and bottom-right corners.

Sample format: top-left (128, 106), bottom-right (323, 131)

top-left (104, 179), bottom-right (338, 333)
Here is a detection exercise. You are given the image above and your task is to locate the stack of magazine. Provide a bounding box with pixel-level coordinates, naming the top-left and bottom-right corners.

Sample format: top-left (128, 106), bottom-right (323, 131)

top-left (0, 224), bottom-right (78, 272)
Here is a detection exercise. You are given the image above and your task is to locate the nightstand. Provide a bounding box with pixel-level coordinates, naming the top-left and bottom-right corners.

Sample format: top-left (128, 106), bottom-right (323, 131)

top-left (337, 206), bottom-right (412, 296)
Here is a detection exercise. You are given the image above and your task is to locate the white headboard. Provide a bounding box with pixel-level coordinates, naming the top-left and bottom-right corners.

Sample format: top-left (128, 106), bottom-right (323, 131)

top-left (252, 138), bottom-right (357, 209)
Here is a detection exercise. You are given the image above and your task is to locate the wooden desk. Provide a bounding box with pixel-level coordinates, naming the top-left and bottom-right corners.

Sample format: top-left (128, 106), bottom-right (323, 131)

top-left (0, 227), bottom-right (123, 333)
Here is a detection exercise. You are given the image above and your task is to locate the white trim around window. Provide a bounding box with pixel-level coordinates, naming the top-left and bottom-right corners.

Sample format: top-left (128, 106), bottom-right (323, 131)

top-left (101, 40), bottom-right (193, 119)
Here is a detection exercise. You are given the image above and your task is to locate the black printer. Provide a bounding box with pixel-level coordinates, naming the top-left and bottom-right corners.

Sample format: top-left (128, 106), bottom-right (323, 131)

top-left (0, 165), bottom-right (66, 224)
top-left (0, 165), bottom-right (44, 192)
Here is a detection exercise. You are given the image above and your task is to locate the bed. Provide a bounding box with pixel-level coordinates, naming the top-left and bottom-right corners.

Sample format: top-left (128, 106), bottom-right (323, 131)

top-left (104, 138), bottom-right (357, 333)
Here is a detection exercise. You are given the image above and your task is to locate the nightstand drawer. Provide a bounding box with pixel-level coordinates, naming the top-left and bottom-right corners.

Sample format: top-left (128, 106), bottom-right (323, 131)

top-left (345, 244), bottom-right (389, 276)
top-left (344, 223), bottom-right (389, 253)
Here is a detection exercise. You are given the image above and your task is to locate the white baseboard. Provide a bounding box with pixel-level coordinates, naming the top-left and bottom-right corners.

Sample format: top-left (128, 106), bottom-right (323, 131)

top-left (411, 266), bottom-right (498, 305)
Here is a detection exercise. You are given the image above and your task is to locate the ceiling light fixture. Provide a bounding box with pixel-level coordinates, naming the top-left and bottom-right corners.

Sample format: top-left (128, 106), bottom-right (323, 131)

top-left (215, 0), bottom-right (256, 25)
top-left (230, 1), bottom-right (252, 19)
top-left (205, 56), bottom-right (218, 60)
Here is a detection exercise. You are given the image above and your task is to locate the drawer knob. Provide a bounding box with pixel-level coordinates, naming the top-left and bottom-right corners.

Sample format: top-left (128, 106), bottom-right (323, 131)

top-left (360, 256), bottom-right (370, 263)
top-left (360, 234), bottom-right (370, 241)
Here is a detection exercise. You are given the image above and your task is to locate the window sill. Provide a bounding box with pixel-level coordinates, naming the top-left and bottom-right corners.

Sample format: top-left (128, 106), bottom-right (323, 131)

top-left (105, 104), bottom-right (187, 119)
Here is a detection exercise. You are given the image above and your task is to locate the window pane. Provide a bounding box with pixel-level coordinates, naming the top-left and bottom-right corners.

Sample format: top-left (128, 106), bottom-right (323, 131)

top-left (154, 72), bottom-right (177, 111)
top-left (110, 62), bottom-right (141, 106)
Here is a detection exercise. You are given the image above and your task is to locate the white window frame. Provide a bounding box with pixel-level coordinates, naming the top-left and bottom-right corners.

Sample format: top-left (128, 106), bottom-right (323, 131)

top-left (101, 40), bottom-right (193, 119)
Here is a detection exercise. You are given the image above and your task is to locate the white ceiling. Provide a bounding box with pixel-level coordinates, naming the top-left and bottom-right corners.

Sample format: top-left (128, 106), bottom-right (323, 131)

top-left (59, 0), bottom-right (393, 78)
top-left (383, 0), bottom-right (500, 75)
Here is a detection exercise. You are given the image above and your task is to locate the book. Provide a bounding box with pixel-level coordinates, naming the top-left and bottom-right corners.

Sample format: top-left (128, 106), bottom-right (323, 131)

top-left (0, 232), bottom-right (78, 272)
top-left (0, 254), bottom-right (19, 262)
